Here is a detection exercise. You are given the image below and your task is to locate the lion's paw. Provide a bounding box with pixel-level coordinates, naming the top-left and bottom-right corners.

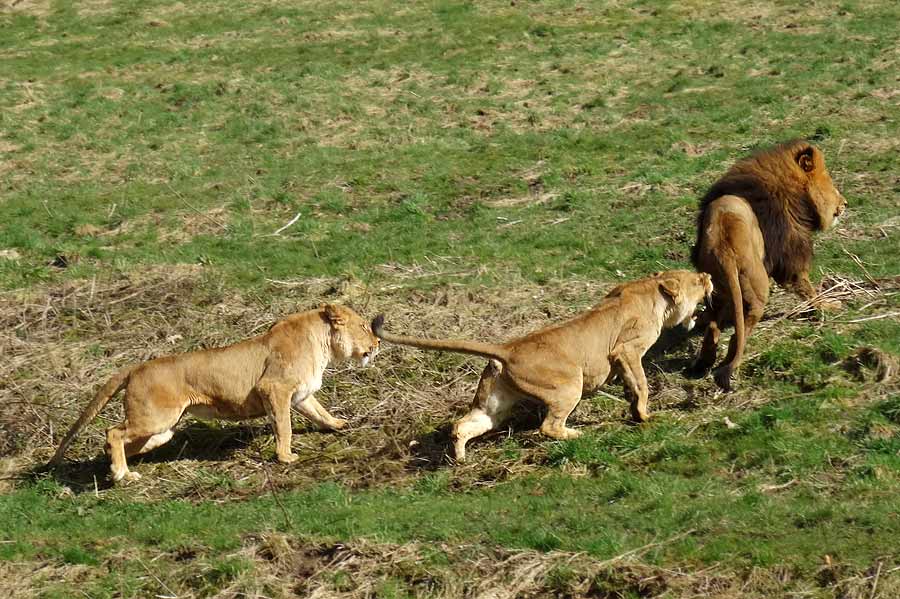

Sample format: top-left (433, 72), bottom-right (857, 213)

top-left (814, 298), bottom-right (842, 313)
top-left (562, 428), bottom-right (582, 439)
top-left (713, 366), bottom-right (734, 392)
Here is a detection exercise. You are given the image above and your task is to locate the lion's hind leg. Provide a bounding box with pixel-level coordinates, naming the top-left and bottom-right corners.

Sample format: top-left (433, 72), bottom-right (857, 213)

top-left (689, 318), bottom-right (721, 377)
top-left (452, 360), bottom-right (516, 462)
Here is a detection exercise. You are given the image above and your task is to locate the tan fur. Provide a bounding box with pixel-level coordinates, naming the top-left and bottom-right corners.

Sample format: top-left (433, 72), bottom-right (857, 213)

top-left (691, 141), bottom-right (847, 390)
top-left (373, 270), bottom-right (713, 461)
top-left (49, 304), bottom-right (379, 482)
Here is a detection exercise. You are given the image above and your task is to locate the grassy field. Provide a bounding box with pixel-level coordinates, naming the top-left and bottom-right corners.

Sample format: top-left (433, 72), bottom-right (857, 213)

top-left (1, 0), bottom-right (899, 597)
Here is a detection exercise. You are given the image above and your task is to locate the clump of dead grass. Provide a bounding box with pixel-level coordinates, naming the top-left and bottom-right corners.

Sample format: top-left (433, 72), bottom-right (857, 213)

top-left (2, 266), bottom-right (896, 499)
top-left (0, 265), bottom-right (616, 497)
top-left (4, 531), bottom-right (896, 599)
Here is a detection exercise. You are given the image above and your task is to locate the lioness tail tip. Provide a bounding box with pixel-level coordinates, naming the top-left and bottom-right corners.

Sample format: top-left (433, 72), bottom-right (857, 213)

top-left (371, 314), bottom-right (385, 336)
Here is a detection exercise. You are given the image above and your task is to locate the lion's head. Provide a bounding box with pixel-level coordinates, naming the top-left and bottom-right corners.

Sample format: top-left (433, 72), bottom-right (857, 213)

top-left (692, 140), bottom-right (847, 284)
top-left (323, 304), bottom-right (380, 367)
top-left (795, 143), bottom-right (847, 230)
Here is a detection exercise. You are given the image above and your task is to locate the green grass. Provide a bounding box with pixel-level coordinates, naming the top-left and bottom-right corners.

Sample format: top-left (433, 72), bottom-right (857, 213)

top-left (2, 0), bottom-right (899, 596)
top-left (2, 1), bottom-right (898, 290)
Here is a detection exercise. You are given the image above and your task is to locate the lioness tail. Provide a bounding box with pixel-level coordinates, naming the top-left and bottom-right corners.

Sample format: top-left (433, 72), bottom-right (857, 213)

top-left (371, 315), bottom-right (510, 363)
top-left (48, 365), bottom-right (135, 466)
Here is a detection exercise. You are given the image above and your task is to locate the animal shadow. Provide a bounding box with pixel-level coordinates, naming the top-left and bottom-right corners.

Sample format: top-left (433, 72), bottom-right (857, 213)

top-left (406, 400), bottom-right (545, 471)
top-left (645, 324), bottom-right (700, 374)
top-left (37, 421), bottom-right (268, 494)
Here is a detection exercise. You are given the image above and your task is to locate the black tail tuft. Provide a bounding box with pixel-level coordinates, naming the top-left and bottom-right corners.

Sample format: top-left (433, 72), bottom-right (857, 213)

top-left (371, 314), bottom-right (385, 337)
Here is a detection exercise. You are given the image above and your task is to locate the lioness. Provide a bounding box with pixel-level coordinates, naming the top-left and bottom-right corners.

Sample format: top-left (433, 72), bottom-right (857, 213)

top-left (49, 304), bottom-right (379, 482)
top-left (373, 270), bottom-right (712, 460)
top-left (691, 140), bottom-right (847, 390)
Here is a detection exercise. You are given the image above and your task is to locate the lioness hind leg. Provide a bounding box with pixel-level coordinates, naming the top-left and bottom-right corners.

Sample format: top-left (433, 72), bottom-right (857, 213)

top-left (106, 424), bottom-right (132, 482)
top-left (534, 374), bottom-right (584, 440)
top-left (538, 391), bottom-right (583, 440)
top-left (107, 403), bottom-right (183, 482)
top-left (452, 361), bottom-right (516, 462)
top-left (124, 429), bottom-right (175, 458)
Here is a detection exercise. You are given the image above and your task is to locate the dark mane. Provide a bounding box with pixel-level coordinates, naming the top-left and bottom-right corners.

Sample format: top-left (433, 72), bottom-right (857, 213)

top-left (690, 140), bottom-right (819, 285)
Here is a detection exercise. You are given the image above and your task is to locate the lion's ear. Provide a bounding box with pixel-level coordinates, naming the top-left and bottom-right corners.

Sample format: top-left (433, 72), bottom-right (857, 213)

top-left (323, 304), bottom-right (346, 326)
top-left (797, 146), bottom-right (816, 173)
top-left (658, 279), bottom-right (681, 303)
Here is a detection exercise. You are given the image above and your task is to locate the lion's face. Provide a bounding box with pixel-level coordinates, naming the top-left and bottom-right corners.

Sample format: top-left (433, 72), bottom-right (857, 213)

top-left (799, 145), bottom-right (847, 230)
top-left (325, 305), bottom-right (380, 367)
top-left (656, 270), bottom-right (713, 330)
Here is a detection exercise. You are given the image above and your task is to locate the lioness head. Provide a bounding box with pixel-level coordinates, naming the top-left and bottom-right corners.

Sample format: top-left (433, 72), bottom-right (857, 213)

top-left (795, 143), bottom-right (846, 230)
top-left (323, 304), bottom-right (380, 367)
top-left (654, 270), bottom-right (713, 330)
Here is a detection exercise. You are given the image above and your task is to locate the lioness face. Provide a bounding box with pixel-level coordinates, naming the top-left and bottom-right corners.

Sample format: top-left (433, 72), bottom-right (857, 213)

top-left (659, 270), bottom-right (713, 330)
top-left (799, 146), bottom-right (847, 230)
top-left (329, 307), bottom-right (380, 367)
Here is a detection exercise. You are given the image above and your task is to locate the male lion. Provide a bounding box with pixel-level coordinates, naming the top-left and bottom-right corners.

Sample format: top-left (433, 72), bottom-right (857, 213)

top-left (49, 304), bottom-right (379, 482)
top-left (373, 270), bottom-right (712, 461)
top-left (691, 140), bottom-right (847, 390)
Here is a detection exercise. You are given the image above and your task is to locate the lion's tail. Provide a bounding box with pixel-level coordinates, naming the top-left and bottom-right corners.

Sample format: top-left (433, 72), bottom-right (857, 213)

top-left (722, 261), bottom-right (746, 375)
top-left (371, 315), bottom-right (510, 364)
top-left (48, 365), bottom-right (135, 466)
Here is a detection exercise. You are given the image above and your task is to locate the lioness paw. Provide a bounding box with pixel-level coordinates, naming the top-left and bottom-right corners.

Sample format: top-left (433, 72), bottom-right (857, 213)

top-left (329, 418), bottom-right (349, 430)
top-left (277, 452), bottom-right (299, 464)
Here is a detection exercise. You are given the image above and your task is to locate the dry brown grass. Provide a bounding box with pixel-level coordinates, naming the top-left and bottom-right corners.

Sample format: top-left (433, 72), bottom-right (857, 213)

top-left (0, 265), bottom-right (614, 496)
top-left (2, 531), bottom-right (897, 598)
top-left (2, 266), bottom-right (896, 500)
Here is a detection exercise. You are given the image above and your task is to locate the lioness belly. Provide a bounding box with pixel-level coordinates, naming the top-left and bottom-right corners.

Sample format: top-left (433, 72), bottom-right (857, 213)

top-left (186, 395), bottom-right (265, 421)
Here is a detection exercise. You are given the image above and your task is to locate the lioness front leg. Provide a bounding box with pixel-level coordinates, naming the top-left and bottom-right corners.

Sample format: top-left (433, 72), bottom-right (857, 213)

top-left (259, 380), bottom-right (298, 464)
top-left (611, 346), bottom-right (651, 422)
top-left (293, 393), bottom-right (348, 431)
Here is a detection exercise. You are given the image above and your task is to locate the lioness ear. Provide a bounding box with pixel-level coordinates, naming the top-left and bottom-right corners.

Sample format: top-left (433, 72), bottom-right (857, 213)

top-left (659, 279), bottom-right (681, 303)
top-left (322, 303), bottom-right (346, 326)
top-left (797, 146), bottom-right (816, 173)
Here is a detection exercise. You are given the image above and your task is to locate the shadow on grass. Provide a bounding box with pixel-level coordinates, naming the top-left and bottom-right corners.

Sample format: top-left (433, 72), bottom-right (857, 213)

top-left (35, 421), bottom-right (270, 494)
top-left (406, 399), bottom-right (546, 472)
